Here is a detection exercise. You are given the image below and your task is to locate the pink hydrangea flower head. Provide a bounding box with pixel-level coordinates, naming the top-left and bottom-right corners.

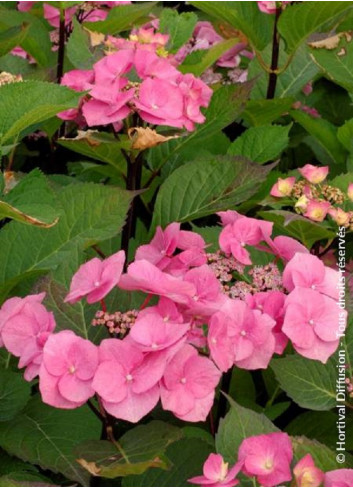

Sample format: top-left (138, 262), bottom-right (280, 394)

top-left (270, 176), bottom-right (296, 197)
top-left (129, 308), bottom-right (189, 353)
top-left (135, 222), bottom-right (180, 269)
top-left (160, 344), bottom-right (221, 421)
top-left (219, 299), bottom-right (276, 370)
top-left (238, 432), bottom-right (293, 486)
top-left (188, 453), bottom-right (241, 487)
top-left (324, 469), bottom-right (353, 487)
top-left (192, 21), bottom-right (223, 51)
top-left (119, 260), bottom-right (196, 304)
top-left (266, 235), bottom-right (309, 262)
top-left (283, 252), bottom-right (339, 300)
top-left (43, 3), bottom-right (77, 28)
top-left (82, 90), bottom-right (133, 126)
top-left (219, 217), bottom-right (273, 266)
top-left (93, 50), bottom-right (134, 87)
top-left (0, 293), bottom-right (55, 381)
top-left (18, 1), bottom-right (36, 11)
top-left (304, 199), bottom-right (331, 222)
top-left (183, 265), bottom-right (225, 317)
top-left (208, 311), bottom-right (236, 372)
top-left (178, 73), bottom-right (213, 130)
top-left (283, 287), bottom-right (345, 363)
top-left (93, 339), bottom-right (166, 422)
top-left (65, 250), bottom-right (125, 304)
top-left (246, 291), bottom-right (288, 354)
top-left (134, 78), bottom-right (185, 128)
top-left (61, 69), bottom-right (94, 92)
top-left (257, 1), bottom-right (277, 14)
top-left (299, 164), bottom-right (329, 184)
top-left (348, 183), bottom-right (353, 201)
top-left (39, 331), bottom-right (98, 409)
top-left (293, 454), bottom-right (324, 487)
top-left (134, 49), bottom-right (180, 80)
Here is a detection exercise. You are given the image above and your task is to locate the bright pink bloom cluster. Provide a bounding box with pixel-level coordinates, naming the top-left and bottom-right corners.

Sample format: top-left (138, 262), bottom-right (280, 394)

top-left (0, 293), bottom-right (55, 381)
top-left (59, 46), bottom-right (212, 131)
top-left (0, 212), bottom-right (346, 423)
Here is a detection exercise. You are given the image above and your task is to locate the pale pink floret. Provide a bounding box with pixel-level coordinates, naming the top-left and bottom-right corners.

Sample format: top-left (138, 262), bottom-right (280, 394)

top-left (134, 49), bottom-right (179, 81)
top-left (283, 252), bottom-right (339, 300)
top-left (65, 250), bottom-right (125, 304)
top-left (283, 287), bottom-right (345, 363)
top-left (129, 308), bottom-right (189, 353)
top-left (160, 344), bottom-right (221, 421)
top-left (266, 235), bottom-right (309, 262)
top-left (238, 432), bottom-right (293, 486)
top-left (304, 199), bottom-right (331, 222)
top-left (218, 299), bottom-right (276, 370)
top-left (328, 207), bottom-right (350, 226)
top-left (246, 291), bottom-right (288, 354)
top-left (18, 1), bottom-right (36, 11)
top-left (39, 331), bottom-right (98, 409)
top-left (0, 293), bottom-right (55, 381)
top-left (188, 453), bottom-right (241, 487)
top-left (257, 1), bottom-right (277, 14)
top-left (183, 265), bottom-right (226, 317)
top-left (299, 164), bottom-right (329, 184)
top-left (219, 217), bottom-right (273, 266)
top-left (43, 3), bottom-right (77, 28)
top-left (293, 454), bottom-right (324, 487)
top-left (270, 176), bottom-right (296, 197)
top-left (119, 259), bottom-right (196, 304)
top-left (134, 78), bottom-right (185, 128)
top-left (324, 469), bottom-right (353, 487)
top-left (348, 183), bottom-right (353, 201)
top-left (93, 339), bottom-right (166, 422)
top-left (136, 222), bottom-right (180, 269)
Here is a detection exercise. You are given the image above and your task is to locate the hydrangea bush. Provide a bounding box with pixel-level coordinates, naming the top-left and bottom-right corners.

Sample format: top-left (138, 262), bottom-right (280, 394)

top-left (0, 1), bottom-right (352, 487)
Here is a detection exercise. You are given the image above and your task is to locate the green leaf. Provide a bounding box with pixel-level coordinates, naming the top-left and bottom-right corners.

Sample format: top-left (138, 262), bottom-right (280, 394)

top-left (0, 23), bottom-right (29, 57)
top-left (310, 37), bottom-right (353, 93)
top-left (291, 436), bottom-right (351, 471)
top-left (84, 2), bottom-right (157, 34)
top-left (0, 169), bottom-right (59, 226)
top-left (271, 355), bottom-right (337, 411)
top-left (277, 2), bottom-right (353, 54)
top-left (58, 131), bottom-right (128, 173)
top-left (190, 1), bottom-right (273, 51)
top-left (66, 18), bottom-right (93, 70)
top-left (160, 9), bottom-right (197, 53)
top-left (0, 368), bottom-right (31, 422)
top-left (151, 155), bottom-right (274, 230)
top-left (216, 397), bottom-right (279, 464)
top-left (242, 98), bottom-right (294, 126)
top-left (123, 437), bottom-right (214, 487)
top-left (258, 210), bottom-right (336, 249)
top-left (249, 45), bottom-right (320, 100)
top-left (291, 109), bottom-right (347, 167)
top-left (228, 124), bottom-right (291, 163)
top-left (0, 8), bottom-right (54, 66)
top-left (0, 476), bottom-right (54, 487)
top-left (76, 421), bottom-right (182, 478)
top-left (0, 182), bottom-right (133, 302)
top-left (0, 396), bottom-right (101, 485)
top-left (275, 47), bottom-right (320, 98)
top-left (0, 81), bottom-right (82, 144)
top-left (287, 411), bottom-right (353, 451)
top-left (179, 38), bottom-right (239, 75)
top-left (338, 119), bottom-right (353, 151)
